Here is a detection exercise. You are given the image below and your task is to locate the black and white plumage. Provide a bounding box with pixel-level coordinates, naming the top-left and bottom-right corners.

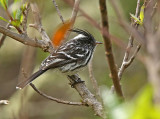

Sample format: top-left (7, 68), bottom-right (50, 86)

top-left (16, 29), bottom-right (101, 89)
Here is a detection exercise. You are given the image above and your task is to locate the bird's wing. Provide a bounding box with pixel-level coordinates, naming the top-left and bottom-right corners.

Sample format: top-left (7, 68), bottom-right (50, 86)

top-left (40, 42), bottom-right (88, 71)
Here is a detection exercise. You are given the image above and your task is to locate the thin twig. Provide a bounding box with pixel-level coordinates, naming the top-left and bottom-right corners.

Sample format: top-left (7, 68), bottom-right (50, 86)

top-left (118, 0), bottom-right (141, 81)
top-left (135, 0), bottom-right (141, 18)
top-left (22, 3), bottom-right (30, 34)
top-left (30, 3), bottom-right (54, 52)
top-left (99, 0), bottom-right (123, 98)
top-left (111, 0), bottom-right (142, 93)
top-left (21, 64), bottom-right (84, 106)
top-left (65, 0), bottom-right (81, 39)
top-left (30, 83), bottom-right (84, 106)
top-left (88, 61), bottom-right (100, 97)
top-left (18, 46), bottom-right (36, 83)
top-left (109, 0), bottom-right (145, 44)
top-left (52, 0), bottom-right (65, 23)
top-left (0, 23), bottom-right (10, 48)
top-left (118, 45), bottom-right (141, 80)
top-left (70, 0), bottom-right (80, 24)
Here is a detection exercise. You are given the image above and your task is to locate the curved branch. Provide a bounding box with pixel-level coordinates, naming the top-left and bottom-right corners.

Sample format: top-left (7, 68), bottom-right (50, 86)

top-left (30, 83), bottom-right (85, 106)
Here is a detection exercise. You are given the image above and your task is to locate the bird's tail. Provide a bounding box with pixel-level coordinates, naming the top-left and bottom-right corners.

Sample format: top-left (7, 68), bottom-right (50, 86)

top-left (16, 69), bottom-right (48, 89)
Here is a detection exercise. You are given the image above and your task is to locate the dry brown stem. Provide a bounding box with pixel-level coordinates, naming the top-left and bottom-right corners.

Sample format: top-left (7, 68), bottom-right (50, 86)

top-left (29, 3), bottom-right (54, 53)
top-left (118, 0), bottom-right (142, 81)
top-left (30, 83), bottom-right (84, 106)
top-left (67, 75), bottom-right (104, 118)
top-left (52, 0), bottom-right (65, 23)
top-left (88, 61), bottom-right (100, 97)
top-left (99, 0), bottom-right (123, 98)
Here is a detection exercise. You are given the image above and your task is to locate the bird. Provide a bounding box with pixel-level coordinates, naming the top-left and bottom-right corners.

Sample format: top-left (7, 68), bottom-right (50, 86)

top-left (16, 28), bottom-right (102, 89)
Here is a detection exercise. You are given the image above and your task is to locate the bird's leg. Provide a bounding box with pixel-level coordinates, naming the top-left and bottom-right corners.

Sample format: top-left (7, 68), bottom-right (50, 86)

top-left (67, 74), bottom-right (85, 88)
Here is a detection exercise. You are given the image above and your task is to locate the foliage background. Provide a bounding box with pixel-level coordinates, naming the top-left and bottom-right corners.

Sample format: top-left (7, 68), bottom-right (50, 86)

top-left (0, 0), bottom-right (155, 119)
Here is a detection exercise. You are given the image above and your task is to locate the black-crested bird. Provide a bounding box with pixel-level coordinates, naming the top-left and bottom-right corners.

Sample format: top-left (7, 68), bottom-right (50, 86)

top-left (16, 29), bottom-right (102, 89)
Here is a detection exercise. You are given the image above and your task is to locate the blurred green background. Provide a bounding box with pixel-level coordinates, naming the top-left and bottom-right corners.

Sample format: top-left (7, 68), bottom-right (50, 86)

top-left (0, 0), bottom-right (153, 119)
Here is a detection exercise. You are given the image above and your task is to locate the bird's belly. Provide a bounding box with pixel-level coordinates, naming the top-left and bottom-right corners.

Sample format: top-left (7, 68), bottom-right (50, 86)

top-left (58, 62), bottom-right (87, 75)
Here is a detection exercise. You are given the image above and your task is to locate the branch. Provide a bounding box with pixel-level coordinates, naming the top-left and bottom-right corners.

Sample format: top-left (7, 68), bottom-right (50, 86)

top-left (29, 3), bottom-right (54, 53)
top-left (118, 45), bottom-right (141, 80)
top-left (52, 0), bottom-right (65, 23)
top-left (70, 0), bottom-right (80, 24)
top-left (0, 23), bottom-right (10, 48)
top-left (22, 3), bottom-right (30, 34)
top-left (118, 0), bottom-right (142, 80)
top-left (18, 46), bottom-right (37, 83)
top-left (67, 75), bottom-right (104, 118)
top-left (88, 61), bottom-right (100, 97)
top-left (99, 0), bottom-right (123, 98)
top-left (30, 83), bottom-right (84, 106)
top-left (0, 26), bottom-right (51, 51)
top-left (109, 0), bottom-right (145, 44)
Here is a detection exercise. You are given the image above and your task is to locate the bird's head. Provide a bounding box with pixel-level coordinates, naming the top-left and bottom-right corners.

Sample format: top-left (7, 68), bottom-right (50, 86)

top-left (70, 29), bottom-right (102, 47)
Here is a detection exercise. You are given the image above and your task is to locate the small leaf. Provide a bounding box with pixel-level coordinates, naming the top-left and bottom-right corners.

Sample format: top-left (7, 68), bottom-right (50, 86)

top-left (16, 9), bottom-right (22, 20)
top-left (12, 10), bottom-right (17, 19)
top-left (140, 5), bottom-right (145, 24)
top-left (9, 1), bottom-right (22, 19)
top-left (21, 3), bottom-right (27, 12)
top-left (0, 0), bottom-right (8, 9)
top-left (11, 20), bottom-right (21, 27)
top-left (130, 13), bottom-right (142, 25)
top-left (0, 16), bottom-right (9, 23)
top-left (20, 14), bottom-right (23, 23)
top-left (52, 20), bottom-right (73, 47)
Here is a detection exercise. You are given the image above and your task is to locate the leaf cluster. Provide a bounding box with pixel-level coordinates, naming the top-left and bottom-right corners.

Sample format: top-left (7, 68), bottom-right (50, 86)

top-left (0, 0), bottom-right (27, 27)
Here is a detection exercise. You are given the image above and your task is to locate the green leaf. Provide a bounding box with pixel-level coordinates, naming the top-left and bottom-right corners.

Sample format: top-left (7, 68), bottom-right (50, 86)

top-left (14, 0), bottom-right (21, 3)
top-left (130, 84), bottom-right (160, 119)
top-left (0, 16), bottom-right (9, 23)
top-left (15, 9), bottom-right (22, 20)
top-left (11, 20), bottom-right (21, 27)
top-left (15, 8), bottom-right (23, 24)
top-left (0, 0), bottom-right (8, 9)
top-left (140, 5), bottom-right (145, 24)
top-left (12, 10), bottom-right (17, 19)
top-left (20, 14), bottom-right (23, 23)
top-left (130, 13), bottom-right (142, 25)
top-left (21, 3), bottom-right (27, 12)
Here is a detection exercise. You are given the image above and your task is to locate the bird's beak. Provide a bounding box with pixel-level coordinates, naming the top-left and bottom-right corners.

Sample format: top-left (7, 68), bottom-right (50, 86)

top-left (95, 41), bottom-right (103, 45)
